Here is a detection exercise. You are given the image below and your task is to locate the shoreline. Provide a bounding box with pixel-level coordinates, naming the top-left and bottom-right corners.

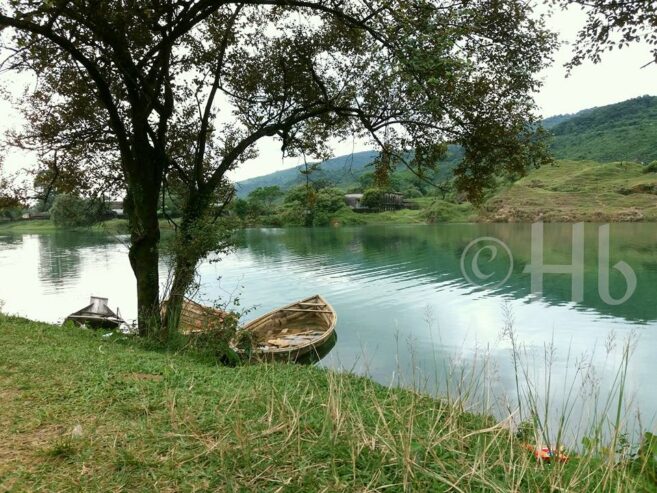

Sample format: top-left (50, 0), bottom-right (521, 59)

top-left (0, 314), bottom-right (654, 491)
top-left (4, 215), bottom-right (657, 236)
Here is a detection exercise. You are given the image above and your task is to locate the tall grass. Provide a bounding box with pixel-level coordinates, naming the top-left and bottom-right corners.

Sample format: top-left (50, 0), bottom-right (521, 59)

top-left (359, 302), bottom-right (657, 491)
top-left (1, 312), bottom-right (656, 491)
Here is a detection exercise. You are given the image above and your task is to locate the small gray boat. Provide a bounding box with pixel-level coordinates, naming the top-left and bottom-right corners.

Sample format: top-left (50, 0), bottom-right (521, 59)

top-left (65, 296), bottom-right (124, 329)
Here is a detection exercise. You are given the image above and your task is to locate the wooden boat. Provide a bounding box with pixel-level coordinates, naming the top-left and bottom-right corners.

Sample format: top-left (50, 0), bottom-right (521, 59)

top-left (65, 296), bottom-right (124, 329)
top-left (237, 294), bottom-right (337, 361)
top-left (160, 298), bottom-right (234, 334)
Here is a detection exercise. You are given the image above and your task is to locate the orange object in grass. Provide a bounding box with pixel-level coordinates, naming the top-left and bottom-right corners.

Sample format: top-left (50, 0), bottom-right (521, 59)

top-left (524, 444), bottom-right (569, 463)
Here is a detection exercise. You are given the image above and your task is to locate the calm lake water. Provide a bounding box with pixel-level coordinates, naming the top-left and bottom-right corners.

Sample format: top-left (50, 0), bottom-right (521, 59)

top-left (1, 223), bottom-right (656, 439)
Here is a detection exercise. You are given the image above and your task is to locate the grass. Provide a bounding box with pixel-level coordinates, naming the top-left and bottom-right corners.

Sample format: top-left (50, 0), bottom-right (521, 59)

top-left (0, 219), bottom-right (171, 235)
top-left (482, 160), bottom-right (657, 222)
top-left (329, 199), bottom-right (476, 225)
top-left (1, 314), bottom-right (656, 491)
top-left (329, 206), bottom-right (425, 225)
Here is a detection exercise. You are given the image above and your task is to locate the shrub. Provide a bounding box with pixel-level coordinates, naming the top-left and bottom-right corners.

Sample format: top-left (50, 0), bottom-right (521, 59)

top-left (313, 211), bottom-right (330, 226)
top-left (421, 200), bottom-right (473, 223)
top-left (50, 194), bottom-right (107, 228)
top-left (282, 186), bottom-right (346, 226)
top-left (361, 188), bottom-right (386, 210)
top-left (403, 186), bottom-right (423, 198)
top-left (643, 161), bottom-right (657, 173)
top-left (233, 198), bottom-right (250, 220)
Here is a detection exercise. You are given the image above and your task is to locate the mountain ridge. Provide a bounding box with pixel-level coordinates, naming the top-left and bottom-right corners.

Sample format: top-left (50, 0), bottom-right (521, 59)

top-left (236, 95), bottom-right (657, 197)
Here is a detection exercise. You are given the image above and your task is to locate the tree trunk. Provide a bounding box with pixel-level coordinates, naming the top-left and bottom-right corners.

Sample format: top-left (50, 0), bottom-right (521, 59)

top-left (163, 254), bottom-right (196, 335)
top-left (163, 190), bottom-right (212, 335)
top-left (129, 228), bottom-right (161, 336)
top-left (124, 150), bottom-right (164, 337)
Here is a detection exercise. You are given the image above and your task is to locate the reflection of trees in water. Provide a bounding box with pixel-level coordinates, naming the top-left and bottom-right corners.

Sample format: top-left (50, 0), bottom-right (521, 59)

top-left (241, 224), bottom-right (657, 323)
top-left (0, 234), bottom-right (24, 249)
top-left (37, 231), bottom-right (122, 287)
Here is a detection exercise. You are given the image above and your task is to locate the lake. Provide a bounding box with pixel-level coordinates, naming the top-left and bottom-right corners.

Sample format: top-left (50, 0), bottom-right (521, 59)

top-left (1, 223), bottom-right (656, 440)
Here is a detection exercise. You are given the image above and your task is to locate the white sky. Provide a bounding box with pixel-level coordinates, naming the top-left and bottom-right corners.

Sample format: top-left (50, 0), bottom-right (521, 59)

top-left (1, 4), bottom-right (656, 183)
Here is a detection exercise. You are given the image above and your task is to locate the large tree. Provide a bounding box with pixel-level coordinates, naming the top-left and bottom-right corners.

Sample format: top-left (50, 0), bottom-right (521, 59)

top-left (0, 0), bottom-right (555, 336)
top-left (557, 0), bottom-right (657, 69)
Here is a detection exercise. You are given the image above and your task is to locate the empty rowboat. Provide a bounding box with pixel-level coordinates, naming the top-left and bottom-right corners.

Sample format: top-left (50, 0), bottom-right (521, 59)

top-left (237, 294), bottom-right (337, 361)
top-left (65, 296), bottom-right (124, 329)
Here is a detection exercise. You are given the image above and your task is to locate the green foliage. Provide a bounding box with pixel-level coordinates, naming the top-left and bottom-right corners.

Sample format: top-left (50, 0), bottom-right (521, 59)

top-left (49, 194), bottom-right (108, 228)
top-left (361, 188), bottom-right (386, 210)
top-left (635, 432), bottom-right (657, 484)
top-left (182, 311), bottom-right (243, 365)
top-left (558, 0), bottom-right (657, 70)
top-left (421, 199), bottom-right (475, 223)
top-left (247, 186), bottom-right (283, 208)
top-left (644, 161), bottom-right (657, 174)
top-left (0, 206), bottom-right (23, 221)
top-left (281, 186), bottom-right (346, 226)
top-left (402, 185), bottom-right (423, 198)
top-left (232, 198), bottom-right (250, 220)
top-left (550, 96), bottom-right (657, 163)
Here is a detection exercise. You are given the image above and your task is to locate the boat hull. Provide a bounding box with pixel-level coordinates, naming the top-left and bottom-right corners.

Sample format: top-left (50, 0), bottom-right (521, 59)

top-left (237, 295), bottom-right (337, 362)
top-left (65, 315), bottom-right (122, 330)
top-left (160, 298), bottom-right (234, 334)
top-left (64, 297), bottom-right (124, 330)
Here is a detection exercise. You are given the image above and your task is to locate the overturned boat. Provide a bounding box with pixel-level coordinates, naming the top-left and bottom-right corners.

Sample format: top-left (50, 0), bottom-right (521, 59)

top-left (65, 296), bottom-right (124, 329)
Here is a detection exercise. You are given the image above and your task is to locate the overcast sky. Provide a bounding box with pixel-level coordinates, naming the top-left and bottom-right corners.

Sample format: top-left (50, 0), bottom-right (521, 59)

top-left (2, 4), bottom-right (656, 183)
top-left (231, 4), bottom-right (657, 181)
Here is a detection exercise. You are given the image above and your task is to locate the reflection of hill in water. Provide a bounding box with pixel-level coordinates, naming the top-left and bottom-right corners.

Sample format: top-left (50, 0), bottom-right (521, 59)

top-left (237, 224), bottom-right (657, 323)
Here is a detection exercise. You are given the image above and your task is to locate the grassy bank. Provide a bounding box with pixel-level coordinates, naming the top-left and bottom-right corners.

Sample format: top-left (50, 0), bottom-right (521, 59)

top-left (0, 201), bottom-right (476, 234)
top-left (0, 219), bottom-right (171, 235)
top-left (482, 160), bottom-right (657, 222)
top-left (0, 315), bottom-right (655, 491)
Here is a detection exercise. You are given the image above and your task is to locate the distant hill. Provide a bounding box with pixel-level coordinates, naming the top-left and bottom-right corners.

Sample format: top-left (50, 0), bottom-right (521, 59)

top-left (235, 151), bottom-right (378, 197)
top-left (542, 113), bottom-right (577, 129)
top-left (236, 95), bottom-right (657, 196)
top-left (235, 146), bottom-right (463, 197)
top-left (549, 95), bottom-right (657, 163)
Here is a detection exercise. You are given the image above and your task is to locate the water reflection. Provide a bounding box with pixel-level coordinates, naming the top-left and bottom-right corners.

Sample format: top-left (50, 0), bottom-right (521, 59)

top-left (235, 224), bottom-right (657, 322)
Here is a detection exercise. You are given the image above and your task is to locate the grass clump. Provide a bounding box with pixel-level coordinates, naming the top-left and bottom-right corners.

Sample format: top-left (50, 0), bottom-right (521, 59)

top-left (421, 199), bottom-right (476, 223)
top-left (0, 218), bottom-right (173, 235)
top-left (0, 314), bottom-right (656, 491)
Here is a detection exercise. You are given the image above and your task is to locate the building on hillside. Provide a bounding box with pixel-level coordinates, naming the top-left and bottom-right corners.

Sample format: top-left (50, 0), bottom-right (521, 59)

top-left (381, 192), bottom-right (405, 211)
top-left (344, 192), bottom-right (410, 212)
top-left (344, 194), bottom-right (364, 209)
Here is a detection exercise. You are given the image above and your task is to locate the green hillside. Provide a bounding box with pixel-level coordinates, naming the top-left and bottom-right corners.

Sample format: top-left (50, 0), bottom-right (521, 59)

top-left (236, 151), bottom-right (378, 197)
top-left (235, 95), bottom-right (657, 199)
top-left (549, 95), bottom-right (657, 163)
top-left (482, 160), bottom-right (657, 222)
top-left (235, 147), bottom-right (463, 197)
